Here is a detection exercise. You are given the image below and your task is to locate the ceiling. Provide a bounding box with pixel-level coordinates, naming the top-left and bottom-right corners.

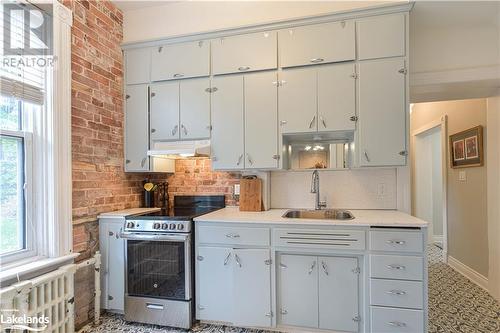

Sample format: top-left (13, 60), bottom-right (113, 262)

top-left (112, 0), bottom-right (174, 12)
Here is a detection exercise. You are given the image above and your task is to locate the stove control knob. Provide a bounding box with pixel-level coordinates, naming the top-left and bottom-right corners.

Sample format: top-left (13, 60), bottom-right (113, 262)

top-left (170, 223), bottom-right (176, 230)
top-left (127, 222), bottom-right (135, 229)
top-left (177, 224), bottom-right (184, 230)
top-left (161, 223), bottom-right (168, 230)
top-left (153, 223), bottom-right (161, 230)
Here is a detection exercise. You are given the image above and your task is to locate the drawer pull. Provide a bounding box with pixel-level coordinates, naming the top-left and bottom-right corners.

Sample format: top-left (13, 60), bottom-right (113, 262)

top-left (386, 240), bottom-right (406, 245)
top-left (387, 264), bottom-right (406, 270)
top-left (146, 303), bottom-right (164, 310)
top-left (310, 58), bottom-right (324, 63)
top-left (386, 289), bottom-right (407, 296)
top-left (226, 233), bottom-right (240, 238)
top-left (387, 321), bottom-right (407, 327)
top-left (238, 66), bottom-right (250, 71)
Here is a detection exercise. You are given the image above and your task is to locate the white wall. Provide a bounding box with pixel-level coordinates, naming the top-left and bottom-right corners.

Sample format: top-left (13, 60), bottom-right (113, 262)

top-left (270, 169), bottom-right (397, 210)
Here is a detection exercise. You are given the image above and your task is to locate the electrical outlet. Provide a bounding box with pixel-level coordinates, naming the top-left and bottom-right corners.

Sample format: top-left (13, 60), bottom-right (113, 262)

top-left (377, 183), bottom-right (386, 196)
top-left (234, 184), bottom-right (240, 195)
top-left (459, 171), bottom-right (467, 182)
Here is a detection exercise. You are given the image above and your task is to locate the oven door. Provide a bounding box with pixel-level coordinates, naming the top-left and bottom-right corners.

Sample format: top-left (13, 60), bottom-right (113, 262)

top-left (122, 233), bottom-right (191, 301)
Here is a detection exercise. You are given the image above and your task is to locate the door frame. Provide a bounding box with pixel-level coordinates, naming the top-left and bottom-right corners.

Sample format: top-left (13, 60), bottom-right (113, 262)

top-left (411, 115), bottom-right (448, 263)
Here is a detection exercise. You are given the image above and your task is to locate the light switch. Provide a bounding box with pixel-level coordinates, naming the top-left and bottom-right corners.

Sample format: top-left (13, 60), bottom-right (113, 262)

top-left (459, 171), bottom-right (467, 182)
top-left (234, 184), bottom-right (240, 195)
top-left (377, 183), bottom-right (386, 196)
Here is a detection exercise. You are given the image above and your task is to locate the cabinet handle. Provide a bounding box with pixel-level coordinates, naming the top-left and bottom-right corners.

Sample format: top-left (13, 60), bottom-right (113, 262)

top-left (225, 233), bottom-right (240, 238)
top-left (386, 289), bottom-right (407, 296)
top-left (234, 254), bottom-right (242, 268)
top-left (146, 303), bottom-right (164, 310)
top-left (364, 151), bottom-right (371, 162)
top-left (223, 252), bottom-right (232, 266)
top-left (321, 261), bottom-right (329, 275)
top-left (172, 125), bottom-right (178, 136)
top-left (387, 264), bottom-right (406, 270)
top-left (116, 228), bottom-right (121, 239)
top-left (173, 73), bottom-right (184, 78)
top-left (319, 116), bottom-right (327, 128)
top-left (238, 66), bottom-right (250, 71)
top-left (236, 154), bottom-right (243, 166)
top-left (140, 157), bottom-right (147, 168)
top-left (386, 240), bottom-right (406, 245)
top-left (181, 124), bottom-right (188, 136)
top-left (246, 153), bottom-right (254, 166)
top-left (387, 321), bottom-right (407, 327)
top-left (310, 58), bottom-right (324, 63)
top-left (308, 115), bottom-right (316, 129)
top-left (308, 261), bottom-right (316, 275)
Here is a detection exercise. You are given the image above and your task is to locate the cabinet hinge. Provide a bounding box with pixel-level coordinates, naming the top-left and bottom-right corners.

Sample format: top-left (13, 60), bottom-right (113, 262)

top-left (197, 255), bottom-right (204, 261)
top-left (399, 150), bottom-right (408, 156)
top-left (349, 116), bottom-right (358, 122)
top-left (352, 315), bottom-right (361, 322)
top-left (206, 125), bottom-right (212, 131)
top-left (398, 68), bottom-right (407, 75)
top-left (108, 295), bottom-right (114, 301)
top-left (280, 308), bottom-right (288, 315)
top-left (197, 305), bottom-right (205, 310)
top-left (108, 231), bottom-right (114, 236)
top-left (125, 159), bottom-right (131, 164)
top-left (279, 263), bottom-right (287, 269)
top-left (272, 154), bottom-right (280, 160)
top-left (264, 259), bottom-right (272, 265)
top-left (352, 267), bottom-right (361, 274)
top-left (341, 20), bottom-right (346, 28)
top-left (265, 311), bottom-right (274, 317)
top-left (350, 73), bottom-right (358, 79)
top-left (125, 94), bottom-right (130, 100)
top-left (151, 92), bottom-right (156, 97)
top-left (158, 46), bottom-right (163, 53)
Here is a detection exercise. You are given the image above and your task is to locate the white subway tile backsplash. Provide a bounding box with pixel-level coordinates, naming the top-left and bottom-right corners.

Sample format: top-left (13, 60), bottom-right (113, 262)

top-left (270, 169), bottom-right (397, 209)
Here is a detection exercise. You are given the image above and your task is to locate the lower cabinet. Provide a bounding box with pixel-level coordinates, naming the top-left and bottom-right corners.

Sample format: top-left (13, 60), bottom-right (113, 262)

top-left (196, 246), bottom-right (272, 327)
top-left (278, 254), bottom-right (360, 332)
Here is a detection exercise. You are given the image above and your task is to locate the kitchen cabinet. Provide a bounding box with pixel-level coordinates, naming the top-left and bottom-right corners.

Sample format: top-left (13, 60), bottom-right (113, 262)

top-left (358, 57), bottom-right (407, 166)
top-left (150, 78), bottom-right (211, 142)
top-left (124, 84), bottom-right (149, 171)
top-left (279, 64), bottom-right (356, 134)
top-left (124, 48), bottom-right (151, 85)
top-left (278, 254), bottom-right (360, 332)
top-left (151, 40), bottom-right (210, 82)
top-left (196, 246), bottom-right (272, 327)
top-left (279, 20), bottom-right (355, 68)
top-left (357, 14), bottom-right (405, 61)
top-left (210, 75), bottom-right (245, 170)
top-left (211, 72), bottom-right (278, 170)
top-left (212, 31), bottom-right (277, 75)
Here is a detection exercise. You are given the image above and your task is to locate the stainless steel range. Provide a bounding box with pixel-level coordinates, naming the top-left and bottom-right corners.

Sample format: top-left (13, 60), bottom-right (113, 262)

top-left (121, 195), bottom-right (225, 329)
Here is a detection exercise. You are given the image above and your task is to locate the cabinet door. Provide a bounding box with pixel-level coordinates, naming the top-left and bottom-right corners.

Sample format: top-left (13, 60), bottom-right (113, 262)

top-left (279, 68), bottom-right (317, 134)
top-left (212, 31), bottom-right (277, 75)
top-left (98, 222), bottom-right (110, 310)
top-left (211, 75), bottom-right (244, 170)
top-left (150, 81), bottom-right (180, 142)
top-left (196, 247), bottom-right (233, 322)
top-left (125, 84), bottom-right (149, 171)
top-left (125, 48), bottom-right (151, 85)
top-left (279, 21), bottom-right (355, 68)
top-left (318, 63), bottom-right (356, 132)
top-left (107, 223), bottom-right (125, 312)
top-left (244, 72), bottom-right (278, 169)
top-left (233, 249), bottom-right (272, 327)
top-left (318, 257), bottom-right (359, 332)
top-left (151, 40), bottom-right (210, 81)
top-left (358, 58), bottom-right (406, 166)
top-left (278, 255), bottom-right (318, 328)
top-left (180, 78), bottom-right (210, 140)
top-left (357, 14), bottom-right (405, 60)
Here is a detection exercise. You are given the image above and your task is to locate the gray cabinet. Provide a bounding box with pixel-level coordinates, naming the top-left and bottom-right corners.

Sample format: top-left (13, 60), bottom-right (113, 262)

top-left (357, 14), bottom-right (405, 61)
top-left (150, 81), bottom-right (179, 142)
top-left (358, 57), bottom-right (407, 166)
top-left (279, 20), bottom-right (355, 68)
top-left (124, 84), bottom-right (149, 171)
top-left (151, 40), bottom-right (210, 81)
top-left (212, 31), bottom-right (277, 75)
top-left (125, 48), bottom-right (151, 85)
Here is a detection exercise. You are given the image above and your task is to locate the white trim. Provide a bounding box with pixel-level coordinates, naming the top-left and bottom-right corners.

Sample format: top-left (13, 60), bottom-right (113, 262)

top-left (411, 65), bottom-right (500, 87)
top-left (447, 255), bottom-right (489, 292)
top-left (121, 3), bottom-right (414, 49)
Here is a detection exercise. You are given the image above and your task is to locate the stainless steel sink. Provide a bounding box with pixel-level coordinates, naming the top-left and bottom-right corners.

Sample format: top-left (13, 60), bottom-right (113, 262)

top-left (282, 209), bottom-right (355, 220)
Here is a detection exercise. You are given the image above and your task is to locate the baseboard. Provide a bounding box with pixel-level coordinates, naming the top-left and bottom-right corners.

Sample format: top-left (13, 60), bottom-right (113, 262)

top-left (447, 255), bottom-right (489, 291)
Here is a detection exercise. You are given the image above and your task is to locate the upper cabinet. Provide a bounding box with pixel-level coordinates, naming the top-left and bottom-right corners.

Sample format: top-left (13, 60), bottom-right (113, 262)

top-left (279, 20), bottom-right (355, 68)
top-left (124, 84), bottom-right (150, 171)
top-left (212, 31), bottom-right (277, 75)
top-left (151, 40), bottom-right (210, 81)
top-left (125, 48), bottom-right (151, 85)
top-left (357, 14), bottom-right (405, 60)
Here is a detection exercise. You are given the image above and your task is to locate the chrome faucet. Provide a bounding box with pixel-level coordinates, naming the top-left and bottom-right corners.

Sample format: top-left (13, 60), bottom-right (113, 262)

top-left (310, 170), bottom-right (327, 210)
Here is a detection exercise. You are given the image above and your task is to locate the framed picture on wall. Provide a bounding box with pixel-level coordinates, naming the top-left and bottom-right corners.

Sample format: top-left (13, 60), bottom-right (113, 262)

top-left (449, 125), bottom-right (484, 168)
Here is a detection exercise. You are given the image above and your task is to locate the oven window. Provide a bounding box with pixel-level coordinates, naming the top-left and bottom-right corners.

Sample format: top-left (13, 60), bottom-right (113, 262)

top-left (127, 240), bottom-right (186, 300)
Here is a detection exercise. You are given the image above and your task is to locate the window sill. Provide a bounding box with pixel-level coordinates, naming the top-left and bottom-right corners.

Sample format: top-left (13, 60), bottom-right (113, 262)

top-left (0, 253), bottom-right (79, 287)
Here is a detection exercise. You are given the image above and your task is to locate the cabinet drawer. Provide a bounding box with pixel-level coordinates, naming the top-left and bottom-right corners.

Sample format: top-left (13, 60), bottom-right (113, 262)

top-left (370, 255), bottom-right (423, 281)
top-left (370, 279), bottom-right (423, 309)
top-left (274, 229), bottom-right (365, 250)
top-left (370, 230), bottom-right (423, 253)
top-left (197, 225), bottom-right (270, 246)
top-left (370, 307), bottom-right (423, 333)
top-left (212, 31), bottom-right (277, 75)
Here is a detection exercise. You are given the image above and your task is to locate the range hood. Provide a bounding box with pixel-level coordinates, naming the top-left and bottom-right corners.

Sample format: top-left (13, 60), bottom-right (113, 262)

top-left (148, 140), bottom-right (211, 159)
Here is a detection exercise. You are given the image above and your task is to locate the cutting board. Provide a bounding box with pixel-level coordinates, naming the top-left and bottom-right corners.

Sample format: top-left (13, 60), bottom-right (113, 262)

top-left (239, 178), bottom-right (262, 212)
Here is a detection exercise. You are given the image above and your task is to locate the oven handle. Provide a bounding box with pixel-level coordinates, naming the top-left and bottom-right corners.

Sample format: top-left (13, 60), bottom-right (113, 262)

top-left (120, 232), bottom-right (189, 242)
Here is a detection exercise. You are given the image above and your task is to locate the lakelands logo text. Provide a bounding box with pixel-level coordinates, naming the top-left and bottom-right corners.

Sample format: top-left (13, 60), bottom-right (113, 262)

top-left (1, 310), bottom-right (49, 332)
top-left (2, 3), bottom-right (54, 68)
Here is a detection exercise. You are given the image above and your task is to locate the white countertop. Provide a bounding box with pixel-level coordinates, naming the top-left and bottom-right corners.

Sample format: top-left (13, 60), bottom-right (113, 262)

top-left (97, 207), bottom-right (161, 218)
top-left (194, 207), bottom-right (428, 228)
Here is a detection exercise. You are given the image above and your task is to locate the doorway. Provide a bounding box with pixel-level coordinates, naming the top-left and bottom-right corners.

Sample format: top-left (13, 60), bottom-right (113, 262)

top-left (412, 116), bottom-right (448, 262)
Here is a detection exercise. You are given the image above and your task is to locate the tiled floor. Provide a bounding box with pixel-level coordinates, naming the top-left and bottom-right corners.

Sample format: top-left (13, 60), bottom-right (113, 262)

top-left (86, 246), bottom-right (500, 333)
